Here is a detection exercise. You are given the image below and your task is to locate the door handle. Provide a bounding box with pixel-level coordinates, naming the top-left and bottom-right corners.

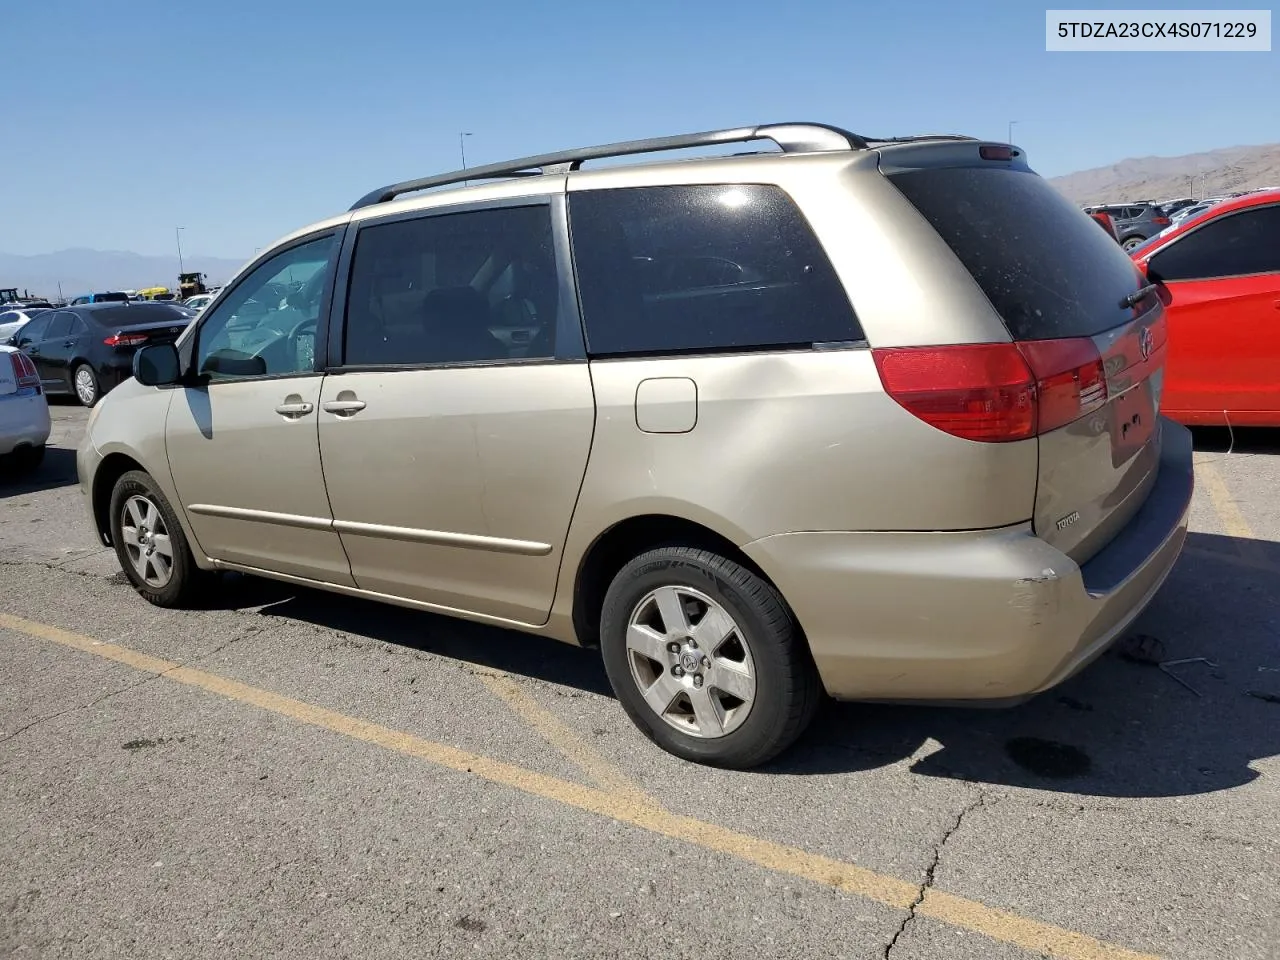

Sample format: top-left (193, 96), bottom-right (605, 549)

top-left (63, 339), bottom-right (75, 347)
top-left (322, 399), bottom-right (366, 416)
top-left (274, 400), bottom-right (314, 418)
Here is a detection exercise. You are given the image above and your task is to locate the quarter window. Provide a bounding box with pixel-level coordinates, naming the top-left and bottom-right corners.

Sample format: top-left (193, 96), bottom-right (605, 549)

top-left (568, 184), bottom-right (861, 357)
top-left (1148, 206), bottom-right (1280, 282)
top-left (343, 204), bottom-right (559, 367)
top-left (195, 235), bottom-right (337, 379)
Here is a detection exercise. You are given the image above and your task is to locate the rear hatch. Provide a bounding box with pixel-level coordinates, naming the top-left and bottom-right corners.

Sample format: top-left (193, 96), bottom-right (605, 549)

top-left (885, 154), bottom-right (1167, 563)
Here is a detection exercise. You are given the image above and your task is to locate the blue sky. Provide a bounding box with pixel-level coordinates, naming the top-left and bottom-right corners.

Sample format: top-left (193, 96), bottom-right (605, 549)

top-left (3, 0), bottom-right (1276, 259)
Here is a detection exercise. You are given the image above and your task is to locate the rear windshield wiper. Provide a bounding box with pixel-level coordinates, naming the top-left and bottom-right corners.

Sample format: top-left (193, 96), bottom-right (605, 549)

top-left (1120, 283), bottom-right (1158, 309)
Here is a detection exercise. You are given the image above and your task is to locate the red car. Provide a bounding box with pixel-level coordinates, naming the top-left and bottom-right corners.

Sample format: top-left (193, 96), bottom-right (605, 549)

top-left (1129, 190), bottom-right (1280, 426)
top-left (1088, 210), bottom-right (1120, 242)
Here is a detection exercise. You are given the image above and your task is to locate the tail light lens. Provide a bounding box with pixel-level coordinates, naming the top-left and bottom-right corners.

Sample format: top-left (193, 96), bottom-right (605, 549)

top-left (10, 351), bottom-right (40, 391)
top-left (872, 338), bottom-right (1109, 442)
top-left (104, 332), bottom-right (149, 347)
top-left (1152, 216), bottom-right (1171, 226)
top-left (1016, 338), bottom-right (1108, 434)
top-left (871, 344), bottom-right (1035, 442)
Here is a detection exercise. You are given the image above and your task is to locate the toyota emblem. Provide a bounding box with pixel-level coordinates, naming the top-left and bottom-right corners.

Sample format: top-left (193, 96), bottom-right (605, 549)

top-left (1138, 325), bottom-right (1153, 361)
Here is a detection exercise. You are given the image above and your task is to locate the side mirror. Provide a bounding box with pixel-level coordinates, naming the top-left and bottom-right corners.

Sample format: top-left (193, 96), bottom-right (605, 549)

top-left (134, 343), bottom-right (182, 386)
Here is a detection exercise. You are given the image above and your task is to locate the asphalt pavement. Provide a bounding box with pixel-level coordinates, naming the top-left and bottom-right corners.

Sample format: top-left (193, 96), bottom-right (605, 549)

top-left (2, 402), bottom-right (1277, 960)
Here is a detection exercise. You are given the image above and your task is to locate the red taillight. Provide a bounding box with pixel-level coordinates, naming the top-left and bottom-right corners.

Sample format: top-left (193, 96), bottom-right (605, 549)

top-left (871, 344), bottom-right (1036, 442)
top-left (1152, 216), bottom-right (1171, 226)
top-left (1016, 338), bottom-right (1108, 434)
top-left (104, 332), bottom-right (149, 347)
top-left (10, 351), bottom-right (40, 389)
top-left (872, 338), bottom-right (1108, 442)
top-left (979, 145), bottom-right (1016, 161)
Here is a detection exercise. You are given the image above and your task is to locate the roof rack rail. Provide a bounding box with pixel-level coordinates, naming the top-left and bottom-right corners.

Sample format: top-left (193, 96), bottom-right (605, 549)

top-left (349, 122), bottom-right (871, 210)
top-left (863, 134), bottom-right (981, 144)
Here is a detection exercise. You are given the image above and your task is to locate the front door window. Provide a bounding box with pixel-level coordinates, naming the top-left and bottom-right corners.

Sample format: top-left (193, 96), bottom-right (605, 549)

top-left (195, 236), bottom-right (337, 380)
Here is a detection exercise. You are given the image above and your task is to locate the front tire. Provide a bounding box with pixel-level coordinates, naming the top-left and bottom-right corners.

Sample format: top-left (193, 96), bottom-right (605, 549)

top-left (600, 546), bottom-right (822, 769)
top-left (73, 363), bottom-right (99, 407)
top-left (108, 470), bottom-right (205, 607)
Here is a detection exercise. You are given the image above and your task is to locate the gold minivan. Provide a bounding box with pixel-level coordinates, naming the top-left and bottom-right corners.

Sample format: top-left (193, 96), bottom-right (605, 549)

top-left (78, 123), bottom-right (1192, 768)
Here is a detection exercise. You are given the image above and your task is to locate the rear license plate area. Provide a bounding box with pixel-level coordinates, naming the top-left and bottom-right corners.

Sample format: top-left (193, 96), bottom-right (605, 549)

top-left (1111, 382), bottom-right (1155, 466)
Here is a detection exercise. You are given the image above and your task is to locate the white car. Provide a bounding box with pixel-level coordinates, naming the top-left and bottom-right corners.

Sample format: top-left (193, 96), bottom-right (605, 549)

top-left (0, 345), bottom-right (51, 472)
top-left (0, 308), bottom-right (48, 345)
top-left (182, 294), bottom-right (215, 312)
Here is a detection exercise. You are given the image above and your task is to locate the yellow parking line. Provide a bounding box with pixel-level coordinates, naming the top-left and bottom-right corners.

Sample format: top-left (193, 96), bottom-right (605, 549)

top-left (1195, 457), bottom-right (1266, 563)
top-left (474, 669), bottom-right (653, 806)
top-left (0, 611), bottom-right (1159, 960)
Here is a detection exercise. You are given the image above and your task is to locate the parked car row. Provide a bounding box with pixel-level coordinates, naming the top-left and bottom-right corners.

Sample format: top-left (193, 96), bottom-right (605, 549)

top-left (2, 302), bottom-right (194, 406)
top-left (1083, 188), bottom-right (1277, 252)
top-left (10, 124), bottom-right (1277, 767)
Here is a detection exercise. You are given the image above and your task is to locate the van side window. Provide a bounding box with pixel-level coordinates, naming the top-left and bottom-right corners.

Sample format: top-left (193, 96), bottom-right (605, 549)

top-left (568, 184), bottom-right (861, 357)
top-left (343, 204), bottom-right (559, 367)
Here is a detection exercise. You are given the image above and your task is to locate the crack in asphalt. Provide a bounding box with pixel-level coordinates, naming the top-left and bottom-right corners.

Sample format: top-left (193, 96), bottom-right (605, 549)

top-left (0, 672), bottom-right (165, 746)
top-left (0, 623), bottom-right (256, 747)
top-left (882, 790), bottom-right (992, 959)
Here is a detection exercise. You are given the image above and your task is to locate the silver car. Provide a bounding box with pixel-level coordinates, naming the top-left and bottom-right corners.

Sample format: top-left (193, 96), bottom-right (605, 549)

top-left (79, 123), bottom-right (1192, 767)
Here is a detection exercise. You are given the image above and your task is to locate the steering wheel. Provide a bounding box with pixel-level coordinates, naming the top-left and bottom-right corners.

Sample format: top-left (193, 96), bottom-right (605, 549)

top-left (287, 316), bottom-right (318, 341)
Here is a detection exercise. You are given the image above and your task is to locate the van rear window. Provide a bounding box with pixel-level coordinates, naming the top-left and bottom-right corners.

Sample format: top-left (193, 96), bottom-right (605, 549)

top-left (888, 167), bottom-right (1146, 341)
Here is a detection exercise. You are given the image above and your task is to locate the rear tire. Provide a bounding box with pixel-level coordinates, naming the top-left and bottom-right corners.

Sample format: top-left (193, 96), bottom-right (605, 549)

top-left (1121, 235), bottom-right (1146, 252)
top-left (600, 546), bottom-right (822, 769)
top-left (108, 469), bottom-right (207, 607)
top-left (73, 364), bottom-right (99, 407)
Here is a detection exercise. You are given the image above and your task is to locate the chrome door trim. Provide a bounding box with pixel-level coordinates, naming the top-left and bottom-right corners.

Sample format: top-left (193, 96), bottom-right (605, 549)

top-left (186, 504), bottom-right (551, 556)
top-left (186, 503), bottom-right (333, 531)
top-left (331, 519), bottom-right (552, 556)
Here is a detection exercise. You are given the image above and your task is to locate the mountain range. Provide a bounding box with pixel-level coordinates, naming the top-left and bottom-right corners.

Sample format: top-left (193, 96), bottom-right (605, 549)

top-left (6, 143), bottom-right (1280, 299)
top-left (1048, 143), bottom-right (1280, 205)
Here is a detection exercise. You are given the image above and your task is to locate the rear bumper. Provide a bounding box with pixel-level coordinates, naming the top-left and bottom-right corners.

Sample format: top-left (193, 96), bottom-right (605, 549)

top-left (743, 418), bottom-right (1194, 702)
top-left (0, 390), bottom-right (52, 456)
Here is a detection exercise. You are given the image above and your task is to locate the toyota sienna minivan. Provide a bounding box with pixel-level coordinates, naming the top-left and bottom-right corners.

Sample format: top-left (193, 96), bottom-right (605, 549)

top-left (78, 122), bottom-right (1193, 768)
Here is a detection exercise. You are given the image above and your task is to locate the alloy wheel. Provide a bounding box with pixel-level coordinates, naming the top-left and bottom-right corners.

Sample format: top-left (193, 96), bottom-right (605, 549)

top-left (74, 368), bottom-right (96, 405)
top-left (120, 495), bottom-right (174, 588)
top-left (624, 585), bottom-right (756, 738)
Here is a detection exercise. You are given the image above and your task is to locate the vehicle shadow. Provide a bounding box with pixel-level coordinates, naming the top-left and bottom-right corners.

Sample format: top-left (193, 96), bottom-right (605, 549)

top-left (1190, 425), bottom-right (1280, 455)
top-left (206, 530), bottom-right (1277, 798)
top-left (209, 573), bottom-right (614, 698)
top-left (0, 447), bottom-right (79, 495)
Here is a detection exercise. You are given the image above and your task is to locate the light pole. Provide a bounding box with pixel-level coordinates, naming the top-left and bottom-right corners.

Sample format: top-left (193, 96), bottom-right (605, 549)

top-left (1007, 120), bottom-right (1020, 144)
top-left (175, 227), bottom-right (186, 276)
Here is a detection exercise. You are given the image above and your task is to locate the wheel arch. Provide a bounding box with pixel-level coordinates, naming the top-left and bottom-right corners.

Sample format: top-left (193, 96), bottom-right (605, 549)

top-left (91, 451), bottom-right (148, 545)
top-left (570, 513), bottom-right (787, 649)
